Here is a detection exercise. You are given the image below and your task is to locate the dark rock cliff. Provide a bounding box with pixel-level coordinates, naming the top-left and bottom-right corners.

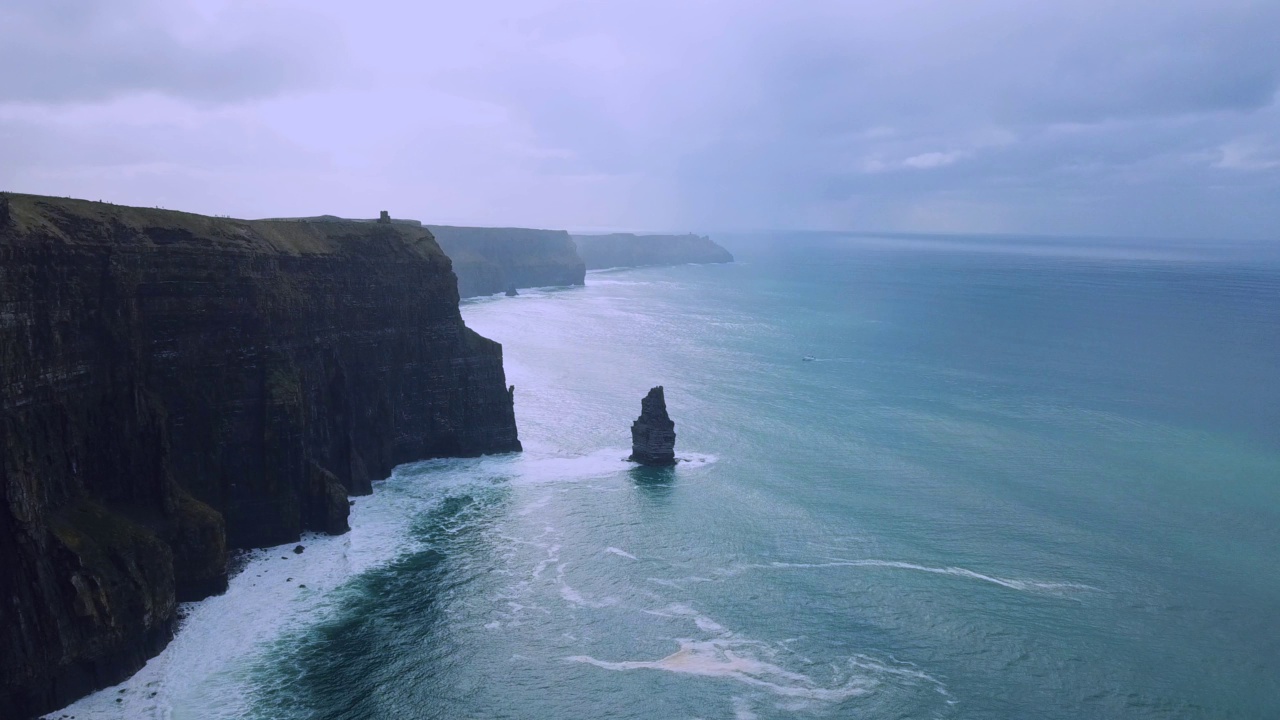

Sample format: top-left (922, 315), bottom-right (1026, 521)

top-left (427, 225), bottom-right (586, 297)
top-left (629, 387), bottom-right (677, 466)
top-left (572, 233), bottom-right (733, 270)
top-left (264, 218), bottom-right (587, 299)
top-left (0, 193), bottom-right (520, 718)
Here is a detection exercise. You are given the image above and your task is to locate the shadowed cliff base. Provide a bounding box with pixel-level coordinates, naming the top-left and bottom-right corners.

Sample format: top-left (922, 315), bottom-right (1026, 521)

top-left (572, 233), bottom-right (733, 270)
top-left (0, 193), bottom-right (520, 718)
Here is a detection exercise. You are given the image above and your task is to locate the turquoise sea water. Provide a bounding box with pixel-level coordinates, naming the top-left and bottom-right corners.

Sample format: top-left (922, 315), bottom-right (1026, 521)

top-left (60, 234), bottom-right (1280, 719)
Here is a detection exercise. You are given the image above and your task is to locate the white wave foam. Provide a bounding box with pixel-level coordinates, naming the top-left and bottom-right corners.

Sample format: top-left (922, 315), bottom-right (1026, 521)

top-left (671, 558), bottom-right (1097, 595)
top-left (50, 460), bottom-right (507, 719)
top-left (558, 583), bottom-right (619, 609)
top-left (641, 603), bottom-right (728, 634)
top-left (531, 544), bottom-right (560, 579)
top-left (49, 530), bottom-right (372, 720)
top-left (516, 492), bottom-right (553, 516)
top-left (568, 604), bottom-right (944, 709)
top-left (769, 559), bottom-right (1098, 594)
top-left (849, 654), bottom-right (951, 700)
top-left (498, 445), bottom-right (719, 484)
top-left (569, 638), bottom-right (871, 702)
top-left (647, 575), bottom-right (716, 588)
top-left (676, 452), bottom-right (718, 466)
top-left (605, 546), bottom-right (638, 560)
top-left (509, 447), bottom-right (635, 484)
top-left (555, 563), bottom-right (618, 608)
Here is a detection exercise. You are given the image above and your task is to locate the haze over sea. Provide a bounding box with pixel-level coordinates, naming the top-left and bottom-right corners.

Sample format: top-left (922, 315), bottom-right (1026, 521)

top-left (58, 232), bottom-right (1279, 719)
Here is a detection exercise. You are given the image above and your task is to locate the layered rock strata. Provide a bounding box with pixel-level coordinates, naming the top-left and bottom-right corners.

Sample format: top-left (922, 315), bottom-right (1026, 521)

top-left (629, 387), bottom-right (677, 466)
top-left (427, 225), bottom-right (586, 297)
top-left (0, 193), bottom-right (520, 718)
top-left (263, 217), bottom-right (587, 299)
top-left (572, 233), bottom-right (733, 270)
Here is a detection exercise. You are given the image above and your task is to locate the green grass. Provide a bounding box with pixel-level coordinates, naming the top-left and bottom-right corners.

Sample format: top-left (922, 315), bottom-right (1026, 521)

top-left (0, 192), bottom-right (443, 258)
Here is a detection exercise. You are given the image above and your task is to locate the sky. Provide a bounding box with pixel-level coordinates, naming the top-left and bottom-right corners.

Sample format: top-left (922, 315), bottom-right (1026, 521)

top-left (2, 0), bottom-right (1278, 239)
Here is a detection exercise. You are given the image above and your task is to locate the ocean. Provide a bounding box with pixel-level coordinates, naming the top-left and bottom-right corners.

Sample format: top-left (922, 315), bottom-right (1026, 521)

top-left (57, 233), bottom-right (1280, 719)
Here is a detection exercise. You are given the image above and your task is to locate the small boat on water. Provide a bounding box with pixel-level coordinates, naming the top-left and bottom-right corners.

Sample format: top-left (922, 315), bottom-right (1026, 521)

top-left (802, 355), bottom-right (816, 362)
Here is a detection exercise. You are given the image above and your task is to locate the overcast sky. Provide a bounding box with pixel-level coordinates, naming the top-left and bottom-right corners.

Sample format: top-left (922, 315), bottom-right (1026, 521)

top-left (2, 0), bottom-right (1278, 238)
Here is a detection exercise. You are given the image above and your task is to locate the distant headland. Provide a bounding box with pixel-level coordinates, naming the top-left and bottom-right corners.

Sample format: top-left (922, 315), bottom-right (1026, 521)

top-left (267, 214), bottom-right (733, 297)
top-left (572, 232), bottom-right (734, 270)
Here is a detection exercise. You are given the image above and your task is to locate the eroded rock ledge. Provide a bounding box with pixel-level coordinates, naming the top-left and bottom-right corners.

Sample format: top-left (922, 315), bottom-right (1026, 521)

top-left (0, 193), bottom-right (520, 718)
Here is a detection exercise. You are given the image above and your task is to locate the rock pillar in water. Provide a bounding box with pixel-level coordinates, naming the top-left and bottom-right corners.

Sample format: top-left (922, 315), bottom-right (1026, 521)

top-left (630, 386), bottom-right (677, 466)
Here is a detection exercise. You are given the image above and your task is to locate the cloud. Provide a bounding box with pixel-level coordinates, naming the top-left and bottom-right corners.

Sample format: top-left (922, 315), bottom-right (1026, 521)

top-left (1, 0), bottom-right (1278, 239)
top-left (902, 151), bottom-right (968, 170)
top-left (0, 0), bottom-right (341, 105)
top-left (1215, 138), bottom-right (1280, 171)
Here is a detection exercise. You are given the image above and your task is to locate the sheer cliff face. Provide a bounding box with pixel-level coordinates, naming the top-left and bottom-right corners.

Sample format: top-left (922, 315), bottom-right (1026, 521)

top-left (572, 233), bottom-right (733, 270)
top-left (0, 194), bottom-right (520, 718)
top-left (427, 225), bottom-right (586, 297)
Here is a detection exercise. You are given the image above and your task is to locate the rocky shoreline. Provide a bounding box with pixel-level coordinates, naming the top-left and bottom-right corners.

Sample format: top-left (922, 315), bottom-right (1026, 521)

top-left (1, 193), bottom-right (732, 718)
top-left (0, 194), bottom-right (520, 718)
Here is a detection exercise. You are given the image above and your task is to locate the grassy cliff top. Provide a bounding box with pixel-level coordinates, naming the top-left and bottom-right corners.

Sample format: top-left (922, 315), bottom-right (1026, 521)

top-left (0, 193), bottom-right (443, 259)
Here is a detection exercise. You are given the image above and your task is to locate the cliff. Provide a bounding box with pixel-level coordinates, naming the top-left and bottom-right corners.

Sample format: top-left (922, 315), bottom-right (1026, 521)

top-left (427, 225), bottom-right (586, 298)
top-left (572, 233), bottom-right (733, 270)
top-left (263, 218), bottom-right (587, 299)
top-left (0, 193), bottom-right (520, 718)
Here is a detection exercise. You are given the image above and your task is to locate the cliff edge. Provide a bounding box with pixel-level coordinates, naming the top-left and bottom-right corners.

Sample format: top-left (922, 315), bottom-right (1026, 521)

top-left (428, 225), bottom-right (586, 298)
top-left (572, 233), bottom-right (733, 270)
top-left (0, 193), bottom-right (520, 718)
top-left (262, 217), bottom-right (587, 299)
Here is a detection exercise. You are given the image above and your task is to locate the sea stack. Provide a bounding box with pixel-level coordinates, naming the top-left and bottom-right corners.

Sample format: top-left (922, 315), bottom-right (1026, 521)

top-left (630, 386), bottom-right (677, 466)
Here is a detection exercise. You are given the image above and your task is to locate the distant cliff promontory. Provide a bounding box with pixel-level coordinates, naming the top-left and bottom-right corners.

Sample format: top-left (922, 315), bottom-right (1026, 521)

top-left (263, 216), bottom-right (586, 298)
top-left (572, 233), bottom-right (733, 270)
top-left (0, 194), bottom-right (520, 718)
top-left (427, 225), bottom-right (586, 298)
